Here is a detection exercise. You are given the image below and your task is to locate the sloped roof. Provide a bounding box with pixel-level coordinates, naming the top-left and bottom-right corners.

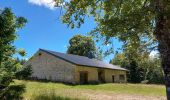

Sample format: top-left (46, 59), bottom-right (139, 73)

top-left (40, 49), bottom-right (128, 71)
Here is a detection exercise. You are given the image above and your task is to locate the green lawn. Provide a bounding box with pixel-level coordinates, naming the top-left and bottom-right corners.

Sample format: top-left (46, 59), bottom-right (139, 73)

top-left (13, 80), bottom-right (166, 100)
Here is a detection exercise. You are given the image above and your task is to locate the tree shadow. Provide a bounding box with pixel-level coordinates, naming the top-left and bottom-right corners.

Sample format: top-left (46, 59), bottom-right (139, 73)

top-left (33, 94), bottom-right (80, 100)
top-left (0, 84), bottom-right (25, 100)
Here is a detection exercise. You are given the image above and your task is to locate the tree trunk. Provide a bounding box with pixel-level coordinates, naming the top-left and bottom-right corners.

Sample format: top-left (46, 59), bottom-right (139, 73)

top-left (155, 11), bottom-right (170, 100)
top-left (154, 0), bottom-right (170, 99)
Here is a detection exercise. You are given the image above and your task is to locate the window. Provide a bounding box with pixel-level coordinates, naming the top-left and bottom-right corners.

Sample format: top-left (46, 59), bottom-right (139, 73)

top-left (38, 53), bottom-right (42, 56)
top-left (119, 75), bottom-right (125, 80)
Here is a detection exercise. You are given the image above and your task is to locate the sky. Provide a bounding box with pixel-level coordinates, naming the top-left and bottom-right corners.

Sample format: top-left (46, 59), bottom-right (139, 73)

top-left (0, 0), bottom-right (123, 62)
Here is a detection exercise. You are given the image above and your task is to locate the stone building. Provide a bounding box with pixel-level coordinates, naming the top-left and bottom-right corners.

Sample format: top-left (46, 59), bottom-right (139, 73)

top-left (24, 49), bottom-right (128, 84)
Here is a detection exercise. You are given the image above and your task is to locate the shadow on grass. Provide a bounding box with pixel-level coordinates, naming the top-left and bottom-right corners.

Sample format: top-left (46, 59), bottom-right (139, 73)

top-left (34, 94), bottom-right (80, 100)
top-left (0, 84), bottom-right (25, 100)
top-left (26, 79), bottom-right (102, 86)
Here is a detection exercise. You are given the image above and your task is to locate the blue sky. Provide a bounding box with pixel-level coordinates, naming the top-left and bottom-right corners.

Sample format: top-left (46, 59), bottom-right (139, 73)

top-left (0, 0), bottom-right (122, 62)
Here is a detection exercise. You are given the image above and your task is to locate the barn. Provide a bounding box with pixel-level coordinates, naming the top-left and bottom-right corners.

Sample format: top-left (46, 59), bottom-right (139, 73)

top-left (24, 49), bottom-right (128, 84)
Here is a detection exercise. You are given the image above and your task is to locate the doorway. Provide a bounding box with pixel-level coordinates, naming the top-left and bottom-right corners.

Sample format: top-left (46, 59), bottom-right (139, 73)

top-left (80, 71), bottom-right (88, 84)
top-left (112, 75), bottom-right (115, 83)
top-left (98, 69), bottom-right (105, 83)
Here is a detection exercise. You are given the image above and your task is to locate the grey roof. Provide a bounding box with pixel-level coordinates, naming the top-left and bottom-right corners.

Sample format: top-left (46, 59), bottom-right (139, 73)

top-left (40, 49), bottom-right (128, 71)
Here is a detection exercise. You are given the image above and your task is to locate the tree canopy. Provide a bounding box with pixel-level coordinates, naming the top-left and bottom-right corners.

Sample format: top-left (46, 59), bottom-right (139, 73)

top-left (67, 34), bottom-right (97, 59)
top-left (59, 0), bottom-right (158, 62)
top-left (61, 0), bottom-right (156, 46)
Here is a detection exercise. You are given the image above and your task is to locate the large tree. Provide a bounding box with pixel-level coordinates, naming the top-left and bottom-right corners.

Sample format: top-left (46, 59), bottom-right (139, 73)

top-left (0, 8), bottom-right (27, 97)
top-left (67, 34), bottom-right (97, 59)
top-left (55, 0), bottom-right (170, 99)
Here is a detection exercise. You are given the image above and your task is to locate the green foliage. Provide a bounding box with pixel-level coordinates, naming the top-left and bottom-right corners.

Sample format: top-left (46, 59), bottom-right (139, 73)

top-left (0, 85), bottom-right (25, 100)
top-left (110, 53), bottom-right (128, 68)
top-left (18, 49), bottom-right (26, 57)
top-left (34, 93), bottom-right (80, 100)
top-left (110, 52), bottom-right (164, 84)
top-left (56, 0), bottom-right (161, 65)
top-left (139, 57), bottom-right (164, 84)
top-left (128, 60), bottom-right (144, 83)
top-left (110, 53), bottom-right (143, 83)
top-left (59, 0), bottom-right (157, 51)
top-left (67, 34), bottom-right (98, 59)
top-left (15, 65), bottom-right (32, 80)
top-left (16, 58), bottom-right (27, 65)
top-left (0, 7), bottom-right (27, 97)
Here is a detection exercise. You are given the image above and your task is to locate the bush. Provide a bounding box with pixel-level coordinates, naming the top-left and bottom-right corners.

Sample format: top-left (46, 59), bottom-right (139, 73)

top-left (15, 65), bottom-right (32, 80)
top-left (88, 80), bottom-right (99, 85)
top-left (141, 80), bottom-right (149, 84)
top-left (32, 90), bottom-right (80, 100)
top-left (0, 85), bottom-right (25, 100)
top-left (34, 94), bottom-right (79, 100)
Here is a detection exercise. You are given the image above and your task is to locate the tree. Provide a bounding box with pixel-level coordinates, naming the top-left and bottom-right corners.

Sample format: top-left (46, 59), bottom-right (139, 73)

top-left (16, 57), bottom-right (27, 65)
top-left (0, 8), bottom-right (27, 97)
top-left (55, 0), bottom-right (170, 98)
top-left (67, 34), bottom-right (97, 59)
top-left (110, 53), bottom-right (144, 83)
top-left (15, 65), bottom-right (32, 80)
top-left (139, 55), bottom-right (164, 84)
top-left (110, 52), bottom-right (164, 84)
top-left (110, 53), bottom-right (128, 68)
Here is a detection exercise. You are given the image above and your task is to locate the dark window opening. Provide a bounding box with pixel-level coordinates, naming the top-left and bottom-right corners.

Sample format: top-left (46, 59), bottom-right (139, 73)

top-left (38, 53), bottom-right (42, 56)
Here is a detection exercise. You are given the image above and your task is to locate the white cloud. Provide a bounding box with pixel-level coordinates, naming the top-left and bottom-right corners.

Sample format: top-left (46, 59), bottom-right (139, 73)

top-left (28, 0), bottom-right (56, 9)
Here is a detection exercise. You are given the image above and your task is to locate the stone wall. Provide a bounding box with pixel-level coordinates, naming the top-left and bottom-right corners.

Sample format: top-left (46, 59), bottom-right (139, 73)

top-left (104, 69), bottom-right (127, 83)
top-left (75, 66), bottom-right (127, 84)
top-left (75, 66), bottom-right (98, 83)
top-left (24, 50), bottom-right (76, 83)
top-left (24, 49), bottom-right (127, 84)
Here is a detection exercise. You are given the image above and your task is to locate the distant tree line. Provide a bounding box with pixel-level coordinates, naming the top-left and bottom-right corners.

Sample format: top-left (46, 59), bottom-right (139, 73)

top-left (110, 52), bottom-right (164, 84)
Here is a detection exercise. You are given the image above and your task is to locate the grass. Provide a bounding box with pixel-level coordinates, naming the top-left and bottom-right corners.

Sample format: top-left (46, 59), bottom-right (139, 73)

top-left (75, 83), bottom-right (166, 96)
top-left (13, 80), bottom-right (166, 100)
top-left (32, 93), bottom-right (80, 100)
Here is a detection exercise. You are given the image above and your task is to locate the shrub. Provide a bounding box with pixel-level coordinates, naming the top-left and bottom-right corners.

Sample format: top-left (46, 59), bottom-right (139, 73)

top-left (0, 85), bottom-right (25, 100)
top-left (15, 65), bottom-right (32, 80)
